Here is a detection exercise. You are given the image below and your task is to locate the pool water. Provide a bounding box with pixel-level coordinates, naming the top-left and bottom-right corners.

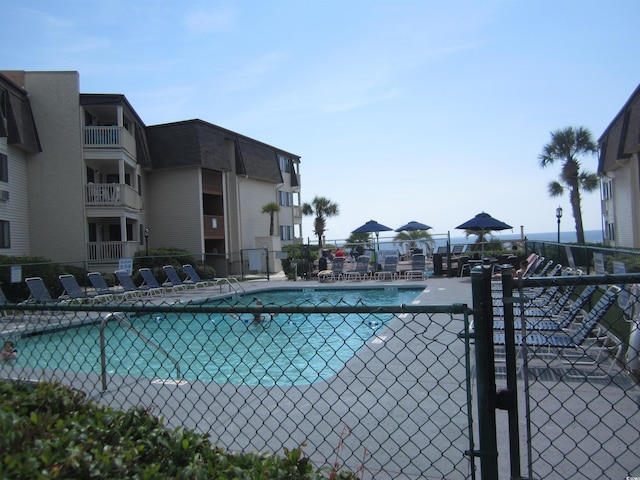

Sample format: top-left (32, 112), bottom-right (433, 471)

top-left (10, 288), bottom-right (422, 386)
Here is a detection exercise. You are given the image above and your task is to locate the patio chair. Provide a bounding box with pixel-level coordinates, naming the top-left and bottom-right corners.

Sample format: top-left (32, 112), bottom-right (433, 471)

top-left (183, 264), bottom-right (218, 287)
top-left (162, 265), bottom-right (193, 291)
top-left (345, 256), bottom-right (370, 281)
top-left (88, 272), bottom-right (116, 296)
top-left (114, 270), bottom-right (162, 299)
top-left (24, 277), bottom-right (56, 303)
top-left (319, 257), bottom-right (345, 282)
top-left (375, 255), bottom-right (398, 280)
top-left (59, 274), bottom-right (113, 304)
top-left (493, 285), bottom-right (620, 349)
top-left (493, 284), bottom-right (597, 329)
top-left (405, 254), bottom-right (426, 280)
top-left (139, 268), bottom-right (182, 296)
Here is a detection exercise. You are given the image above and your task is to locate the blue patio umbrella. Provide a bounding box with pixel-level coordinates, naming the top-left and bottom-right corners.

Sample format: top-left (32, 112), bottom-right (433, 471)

top-left (352, 220), bottom-right (392, 262)
top-left (394, 221), bottom-right (432, 232)
top-left (455, 212), bottom-right (512, 231)
top-left (456, 212), bottom-right (512, 256)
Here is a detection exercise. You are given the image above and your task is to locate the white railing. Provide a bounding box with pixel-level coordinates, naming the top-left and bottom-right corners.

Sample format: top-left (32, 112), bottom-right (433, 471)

top-left (87, 241), bottom-right (124, 261)
top-left (87, 241), bottom-right (140, 261)
top-left (84, 126), bottom-right (136, 155)
top-left (86, 183), bottom-right (141, 210)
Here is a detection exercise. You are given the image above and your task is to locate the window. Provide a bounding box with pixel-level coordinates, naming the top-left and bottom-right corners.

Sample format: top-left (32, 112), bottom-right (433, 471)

top-left (280, 225), bottom-right (293, 241)
top-left (606, 222), bottom-right (615, 242)
top-left (602, 179), bottom-right (613, 199)
top-left (0, 220), bottom-right (9, 248)
top-left (278, 154), bottom-right (290, 174)
top-left (278, 191), bottom-right (292, 207)
top-left (0, 153), bottom-right (6, 183)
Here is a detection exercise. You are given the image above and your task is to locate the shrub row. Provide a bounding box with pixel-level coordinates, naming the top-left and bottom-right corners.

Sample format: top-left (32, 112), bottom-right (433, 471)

top-left (0, 380), bottom-right (357, 479)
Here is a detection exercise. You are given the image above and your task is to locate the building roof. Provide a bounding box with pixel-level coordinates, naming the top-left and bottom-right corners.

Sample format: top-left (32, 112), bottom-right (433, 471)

top-left (146, 119), bottom-right (299, 183)
top-left (0, 72), bottom-right (42, 153)
top-left (598, 83), bottom-right (640, 173)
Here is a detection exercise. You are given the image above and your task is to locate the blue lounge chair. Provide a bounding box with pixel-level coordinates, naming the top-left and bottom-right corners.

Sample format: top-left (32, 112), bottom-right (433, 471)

top-left (405, 254), bottom-right (426, 280)
top-left (114, 270), bottom-right (163, 299)
top-left (88, 272), bottom-right (117, 296)
top-left (319, 257), bottom-right (345, 282)
top-left (25, 277), bottom-right (56, 303)
top-left (375, 255), bottom-right (398, 280)
top-left (493, 285), bottom-right (598, 330)
top-left (345, 256), bottom-right (370, 281)
top-left (183, 264), bottom-right (217, 287)
top-left (493, 286), bottom-right (620, 348)
top-left (139, 268), bottom-right (181, 296)
top-left (59, 274), bottom-right (113, 304)
top-left (162, 265), bottom-right (192, 291)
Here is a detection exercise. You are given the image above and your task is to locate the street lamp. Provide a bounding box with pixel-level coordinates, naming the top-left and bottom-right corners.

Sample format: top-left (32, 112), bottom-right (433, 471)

top-left (555, 206), bottom-right (563, 243)
top-left (144, 228), bottom-right (149, 256)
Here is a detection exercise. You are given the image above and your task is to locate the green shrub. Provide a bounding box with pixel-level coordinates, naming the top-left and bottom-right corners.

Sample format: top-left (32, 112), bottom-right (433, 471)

top-left (0, 380), bottom-right (358, 479)
top-left (0, 256), bottom-right (69, 302)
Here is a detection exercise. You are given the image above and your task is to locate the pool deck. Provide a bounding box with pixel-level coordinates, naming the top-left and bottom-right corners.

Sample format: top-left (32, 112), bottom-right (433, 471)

top-left (2, 274), bottom-right (638, 479)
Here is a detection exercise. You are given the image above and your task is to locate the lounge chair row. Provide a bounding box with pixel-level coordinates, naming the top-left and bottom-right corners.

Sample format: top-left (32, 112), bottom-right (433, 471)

top-left (318, 254), bottom-right (427, 282)
top-left (19, 264), bottom-right (219, 304)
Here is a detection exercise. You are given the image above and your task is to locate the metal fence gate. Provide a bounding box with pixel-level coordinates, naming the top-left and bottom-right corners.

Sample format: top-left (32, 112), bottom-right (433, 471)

top-left (471, 265), bottom-right (640, 479)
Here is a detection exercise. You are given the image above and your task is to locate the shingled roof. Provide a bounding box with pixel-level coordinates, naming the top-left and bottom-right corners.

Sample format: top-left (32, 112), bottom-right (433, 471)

top-left (598, 83), bottom-right (640, 174)
top-left (0, 72), bottom-right (41, 153)
top-left (146, 119), bottom-right (298, 184)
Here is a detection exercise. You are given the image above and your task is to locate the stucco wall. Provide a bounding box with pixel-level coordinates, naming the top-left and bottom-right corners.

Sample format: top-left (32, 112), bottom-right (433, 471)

top-left (23, 71), bottom-right (87, 263)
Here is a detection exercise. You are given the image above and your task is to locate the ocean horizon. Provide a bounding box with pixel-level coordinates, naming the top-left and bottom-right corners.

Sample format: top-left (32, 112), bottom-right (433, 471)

top-left (442, 229), bottom-right (603, 247)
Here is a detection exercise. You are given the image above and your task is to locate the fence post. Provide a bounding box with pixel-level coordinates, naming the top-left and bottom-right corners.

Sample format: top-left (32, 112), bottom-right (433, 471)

top-left (471, 265), bottom-right (499, 479)
top-left (499, 265), bottom-right (522, 479)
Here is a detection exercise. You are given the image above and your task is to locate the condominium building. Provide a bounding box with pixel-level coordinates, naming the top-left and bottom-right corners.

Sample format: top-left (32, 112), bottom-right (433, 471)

top-left (0, 70), bottom-right (301, 275)
top-left (598, 83), bottom-right (640, 248)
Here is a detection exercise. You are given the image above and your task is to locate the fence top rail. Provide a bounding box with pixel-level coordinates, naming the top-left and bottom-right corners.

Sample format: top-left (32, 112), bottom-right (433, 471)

top-left (517, 273), bottom-right (640, 288)
top-left (0, 302), bottom-right (468, 315)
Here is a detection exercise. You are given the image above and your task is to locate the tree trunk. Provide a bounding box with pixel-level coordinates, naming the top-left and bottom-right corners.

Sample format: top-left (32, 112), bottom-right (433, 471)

top-left (570, 186), bottom-right (585, 244)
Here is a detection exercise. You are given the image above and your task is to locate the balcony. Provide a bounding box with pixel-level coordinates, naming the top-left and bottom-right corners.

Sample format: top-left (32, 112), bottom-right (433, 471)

top-left (84, 126), bottom-right (136, 156)
top-left (86, 183), bottom-right (142, 211)
top-left (293, 205), bottom-right (302, 222)
top-left (87, 241), bottom-right (140, 261)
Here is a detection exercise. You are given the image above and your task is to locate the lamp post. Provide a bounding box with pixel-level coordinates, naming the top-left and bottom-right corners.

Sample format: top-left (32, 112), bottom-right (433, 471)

top-left (555, 206), bottom-right (563, 243)
top-left (144, 228), bottom-right (149, 256)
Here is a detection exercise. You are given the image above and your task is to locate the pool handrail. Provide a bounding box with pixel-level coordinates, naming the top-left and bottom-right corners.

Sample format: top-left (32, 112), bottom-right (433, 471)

top-left (100, 312), bottom-right (181, 391)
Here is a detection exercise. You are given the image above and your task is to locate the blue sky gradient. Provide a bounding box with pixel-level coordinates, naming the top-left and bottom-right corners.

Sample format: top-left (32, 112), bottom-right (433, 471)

top-left (3, 1), bottom-right (639, 242)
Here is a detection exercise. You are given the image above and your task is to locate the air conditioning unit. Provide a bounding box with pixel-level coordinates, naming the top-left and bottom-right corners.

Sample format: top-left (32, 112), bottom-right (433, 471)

top-left (0, 189), bottom-right (9, 201)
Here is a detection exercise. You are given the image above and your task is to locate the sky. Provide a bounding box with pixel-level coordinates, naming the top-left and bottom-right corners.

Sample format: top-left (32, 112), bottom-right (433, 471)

top-left (3, 0), bottom-right (639, 244)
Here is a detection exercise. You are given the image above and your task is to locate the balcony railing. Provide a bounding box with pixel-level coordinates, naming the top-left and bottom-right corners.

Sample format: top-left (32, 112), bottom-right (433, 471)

top-left (87, 241), bottom-right (141, 261)
top-left (293, 205), bottom-right (302, 221)
top-left (84, 126), bottom-right (136, 156)
top-left (86, 183), bottom-right (142, 210)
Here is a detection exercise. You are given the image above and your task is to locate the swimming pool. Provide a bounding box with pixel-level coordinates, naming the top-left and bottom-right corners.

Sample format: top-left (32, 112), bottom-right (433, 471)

top-left (9, 287), bottom-right (423, 386)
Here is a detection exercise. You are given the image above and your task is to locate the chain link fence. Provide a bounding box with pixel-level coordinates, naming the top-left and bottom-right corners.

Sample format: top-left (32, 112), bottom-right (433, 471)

top-left (3, 267), bottom-right (640, 479)
top-left (479, 267), bottom-right (640, 479)
top-left (0, 286), bottom-right (474, 479)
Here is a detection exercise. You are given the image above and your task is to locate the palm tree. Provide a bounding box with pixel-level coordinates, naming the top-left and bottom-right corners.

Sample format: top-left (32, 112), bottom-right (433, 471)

top-left (393, 230), bottom-right (434, 254)
top-left (261, 202), bottom-right (280, 236)
top-left (344, 232), bottom-right (373, 258)
top-left (302, 196), bottom-right (339, 248)
top-left (538, 126), bottom-right (598, 244)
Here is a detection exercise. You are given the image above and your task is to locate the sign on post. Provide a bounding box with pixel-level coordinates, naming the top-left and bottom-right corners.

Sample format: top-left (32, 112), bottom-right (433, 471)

top-left (118, 258), bottom-right (133, 276)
